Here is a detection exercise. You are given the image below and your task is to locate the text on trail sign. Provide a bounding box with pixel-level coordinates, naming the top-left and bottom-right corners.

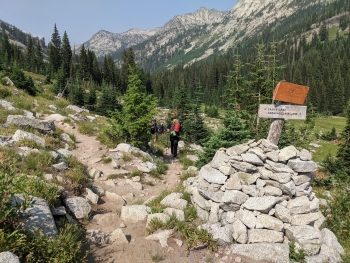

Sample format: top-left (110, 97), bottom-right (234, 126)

top-left (258, 104), bottom-right (307, 120)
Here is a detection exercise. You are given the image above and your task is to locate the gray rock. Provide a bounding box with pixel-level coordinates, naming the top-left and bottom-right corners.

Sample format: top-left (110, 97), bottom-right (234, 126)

top-left (275, 204), bottom-right (291, 223)
top-left (286, 225), bottom-right (321, 256)
top-left (199, 164), bottom-right (227, 185)
top-left (236, 172), bottom-right (259, 185)
top-left (260, 139), bottom-right (279, 150)
top-left (226, 243), bottom-right (290, 263)
top-left (191, 188), bottom-right (211, 210)
top-left (146, 229), bottom-right (173, 247)
top-left (106, 228), bottom-right (129, 244)
top-left (66, 104), bottom-right (89, 113)
top-left (231, 219), bottom-right (248, 244)
top-left (85, 188), bottom-right (99, 204)
top-left (52, 161), bottom-right (68, 170)
top-left (0, 251), bottom-right (20, 263)
top-left (295, 182), bottom-right (312, 197)
top-left (305, 246), bottom-right (342, 263)
top-left (111, 155), bottom-right (121, 169)
top-left (226, 144), bottom-right (249, 156)
top-left (160, 192), bottom-right (187, 210)
top-left (222, 190), bottom-right (249, 205)
top-left (199, 189), bottom-right (224, 203)
top-left (320, 228), bottom-right (344, 255)
top-left (241, 153), bottom-right (264, 166)
top-left (313, 212), bottom-right (326, 230)
top-left (146, 213), bottom-right (170, 228)
top-left (115, 143), bottom-right (132, 153)
top-left (60, 133), bottom-right (73, 143)
top-left (57, 148), bottom-right (72, 158)
top-left (287, 159), bottom-right (318, 173)
top-left (0, 99), bottom-right (16, 110)
top-left (266, 160), bottom-right (294, 173)
top-left (257, 167), bottom-right (273, 180)
top-left (164, 208), bottom-right (185, 221)
top-left (7, 115), bottom-right (55, 132)
top-left (208, 224), bottom-right (233, 245)
top-left (105, 191), bottom-right (125, 205)
top-left (196, 204), bottom-right (209, 221)
top-left (236, 209), bottom-right (257, 229)
top-left (186, 155), bottom-right (199, 162)
top-left (87, 183), bottom-right (105, 197)
top-left (241, 185), bottom-right (260, 197)
top-left (88, 168), bottom-right (103, 180)
top-left (278, 145), bottom-right (299, 162)
top-left (224, 174), bottom-right (242, 190)
top-left (126, 179), bottom-right (143, 190)
top-left (256, 214), bottom-right (284, 231)
top-left (264, 185), bottom-right (283, 196)
top-left (218, 165), bottom-right (235, 176)
top-left (265, 150), bottom-right (279, 162)
top-left (12, 129), bottom-right (45, 147)
top-left (231, 161), bottom-right (258, 173)
top-left (269, 172), bottom-right (292, 184)
top-left (243, 196), bottom-right (283, 213)
top-left (288, 196), bottom-right (311, 215)
top-left (11, 195), bottom-right (58, 236)
top-left (292, 173), bottom-right (312, 186)
top-left (248, 229), bottom-right (283, 243)
top-left (211, 150), bottom-right (230, 169)
top-left (208, 202), bottom-right (220, 223)
top-left (121, 205), bottom-right (151, 223)
top-left (64, 197), bottom-right (92, 219)
top-left (300, 149), bottom-right (312, 161)
top-left (291, 212), bottom-right (321, 226)
top-left (248, 147), bottom-right (267, 161)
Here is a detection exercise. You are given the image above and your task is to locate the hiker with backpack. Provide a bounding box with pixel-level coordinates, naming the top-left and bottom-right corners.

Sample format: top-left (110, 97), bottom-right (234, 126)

top-left (150, 119), bottom-right (158, 142)
top-left (167, 118), bottom-right (181, 158)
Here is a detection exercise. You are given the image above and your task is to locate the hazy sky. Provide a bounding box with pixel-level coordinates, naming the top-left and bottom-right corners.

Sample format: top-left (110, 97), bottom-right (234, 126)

top-left (0, 0), bottom-right (238, 45)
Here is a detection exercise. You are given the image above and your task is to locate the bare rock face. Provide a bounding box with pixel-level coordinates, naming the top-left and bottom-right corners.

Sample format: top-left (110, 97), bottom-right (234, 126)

top-left (183, 140), bottom-right (343, 261)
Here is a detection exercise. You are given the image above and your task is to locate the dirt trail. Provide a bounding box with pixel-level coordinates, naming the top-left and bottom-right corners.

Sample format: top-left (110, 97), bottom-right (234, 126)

top-left (50, 120), bottom-right (219, 263)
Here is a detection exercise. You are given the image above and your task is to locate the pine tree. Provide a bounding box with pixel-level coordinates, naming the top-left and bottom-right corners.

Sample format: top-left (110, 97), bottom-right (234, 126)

top-left (25, 35), bottom-right (35, 71)
top-left (34, 39), bottom-right (44, 74)
top-left (61, 31), bottom-right (72, 77)
top-left (107, 66), bottom-right (157, 146)
top-left (197, 110), bottom-right (250, 167)
top-left (121, 48), bottom-right (135, 94)
top-left (336, 99), bottom-right (350, 173)
top-left (49, 24), bottom-right (62, 73)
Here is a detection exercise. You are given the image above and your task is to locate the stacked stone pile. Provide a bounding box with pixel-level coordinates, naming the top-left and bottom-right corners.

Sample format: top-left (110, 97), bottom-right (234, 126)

top-left (184, 139), bottom-right (344, 262)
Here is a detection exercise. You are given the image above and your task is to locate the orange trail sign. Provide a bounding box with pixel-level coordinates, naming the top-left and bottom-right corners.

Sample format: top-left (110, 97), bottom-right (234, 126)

top-left (273, 81), bottom-right (309, 105)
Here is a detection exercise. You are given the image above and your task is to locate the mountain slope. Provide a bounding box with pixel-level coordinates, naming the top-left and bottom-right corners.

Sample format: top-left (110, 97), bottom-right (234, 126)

top-left (76, 0), bottom-right (332, 71)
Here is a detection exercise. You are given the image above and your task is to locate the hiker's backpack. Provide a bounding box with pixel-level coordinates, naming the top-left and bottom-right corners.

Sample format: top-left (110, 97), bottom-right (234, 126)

top-left (174, 122), bottom-right (181, 133)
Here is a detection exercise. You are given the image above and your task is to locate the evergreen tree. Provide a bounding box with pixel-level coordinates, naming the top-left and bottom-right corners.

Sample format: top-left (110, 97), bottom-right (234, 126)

top-left (96, 82), bottom-right (119, 116)
top-left (107, 66), bottom-right (157, 146)
top-left (121, 48), bottom-right (135, 94)
top-left (197, 110), bottom-right (250, 167)
top-left (336, 99), bottom-right (350, 174)
top-left (49, 24), bottom-right (62, 73)
top-left (61, 31), bottom-right (72, 77)
top-left (25, 35), bottom-right (35, 71)
top-left (34, 39), bottom-right (44, 74)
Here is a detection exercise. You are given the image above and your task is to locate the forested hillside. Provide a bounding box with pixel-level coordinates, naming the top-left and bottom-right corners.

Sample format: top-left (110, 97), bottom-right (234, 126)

top-left (150, 0), bottom-right (350, 116)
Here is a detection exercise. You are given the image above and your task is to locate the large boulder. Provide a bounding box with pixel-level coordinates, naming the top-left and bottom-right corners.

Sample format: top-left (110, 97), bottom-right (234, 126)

top-left (7, 115), bottom-right (55, 132)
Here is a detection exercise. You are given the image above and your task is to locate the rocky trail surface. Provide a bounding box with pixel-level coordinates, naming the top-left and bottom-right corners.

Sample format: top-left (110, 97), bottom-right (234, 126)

top-left (52, 120), bottom-right (223, 263)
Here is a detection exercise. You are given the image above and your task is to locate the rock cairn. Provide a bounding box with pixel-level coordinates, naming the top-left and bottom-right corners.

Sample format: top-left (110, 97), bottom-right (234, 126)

top-left (184, 139), bottom-right (344, 262)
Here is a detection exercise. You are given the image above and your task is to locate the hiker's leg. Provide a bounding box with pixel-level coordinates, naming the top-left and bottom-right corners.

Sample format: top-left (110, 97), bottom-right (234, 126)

top-left (173, 138), bottom-right (178, 157)
top-left (170, 136), bottom-right (174, 154)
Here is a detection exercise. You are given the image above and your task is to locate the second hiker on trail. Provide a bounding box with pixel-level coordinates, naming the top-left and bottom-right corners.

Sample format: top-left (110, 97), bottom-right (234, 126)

top-left (167, 118), bottom-right (181, 158)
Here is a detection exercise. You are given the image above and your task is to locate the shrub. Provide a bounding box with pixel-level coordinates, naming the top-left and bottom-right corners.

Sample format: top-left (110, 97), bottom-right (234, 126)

top-left (0, 87), bottom-right (11, 98)
top-left (289, 241), bottom-right (306, 263)
top-left (154, 158), bottom-right (168, 174)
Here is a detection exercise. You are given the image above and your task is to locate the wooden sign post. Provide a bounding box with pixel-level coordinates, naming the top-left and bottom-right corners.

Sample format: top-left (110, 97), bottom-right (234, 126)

top-left (259, 81), bottom-right (309, 145)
